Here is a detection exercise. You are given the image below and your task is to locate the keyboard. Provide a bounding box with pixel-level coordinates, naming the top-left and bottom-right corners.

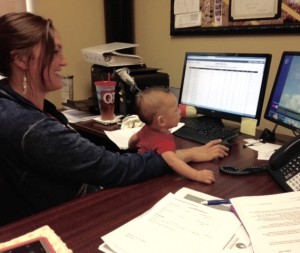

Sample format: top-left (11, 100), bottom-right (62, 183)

top-left (174, 117), bottom-right (239, 144)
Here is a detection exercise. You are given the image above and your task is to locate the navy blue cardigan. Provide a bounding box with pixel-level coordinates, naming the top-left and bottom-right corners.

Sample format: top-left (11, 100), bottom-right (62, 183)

top-left (0, 80), bottom-right (169, 217)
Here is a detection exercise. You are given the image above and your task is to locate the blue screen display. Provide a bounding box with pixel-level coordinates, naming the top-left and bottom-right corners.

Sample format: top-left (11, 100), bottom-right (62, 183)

top-left (265, 52), bottom-right (300, 130)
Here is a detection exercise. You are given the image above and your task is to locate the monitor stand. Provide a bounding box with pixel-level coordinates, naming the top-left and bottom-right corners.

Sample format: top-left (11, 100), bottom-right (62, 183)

top-left (196, 115), bottom-right (225, 128)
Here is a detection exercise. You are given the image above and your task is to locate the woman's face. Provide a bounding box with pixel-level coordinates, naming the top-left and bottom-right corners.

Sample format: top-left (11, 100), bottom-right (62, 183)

top-left (30, 30), bottom-right (67, 93)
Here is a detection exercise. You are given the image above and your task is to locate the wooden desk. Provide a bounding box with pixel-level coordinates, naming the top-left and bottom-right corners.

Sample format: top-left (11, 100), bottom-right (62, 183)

top-left (71, 120), bottom-right (121, 151)
top-left (0, 120), bottom-right (285, 252)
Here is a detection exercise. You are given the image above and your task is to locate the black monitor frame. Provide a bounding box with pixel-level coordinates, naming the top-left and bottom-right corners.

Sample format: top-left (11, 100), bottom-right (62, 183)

top-left (178, 52), bottom-right (272, 125)
top-left (264, 51), bottom-right (300, 133)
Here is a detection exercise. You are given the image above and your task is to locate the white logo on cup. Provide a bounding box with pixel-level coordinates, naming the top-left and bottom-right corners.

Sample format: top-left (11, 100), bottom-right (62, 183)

top-left (103, 92), bottom-right (115, 104)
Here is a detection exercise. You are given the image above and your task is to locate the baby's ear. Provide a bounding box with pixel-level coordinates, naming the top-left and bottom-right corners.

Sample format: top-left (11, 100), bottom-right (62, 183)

top-left (156, 115), bottom-right (166, 126)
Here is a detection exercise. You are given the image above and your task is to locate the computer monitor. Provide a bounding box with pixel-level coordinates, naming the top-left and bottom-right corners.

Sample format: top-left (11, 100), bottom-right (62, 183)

top-left (178, 52), bottom-right (272, 125)
top-left (264, 51), bottom-right (300, 133)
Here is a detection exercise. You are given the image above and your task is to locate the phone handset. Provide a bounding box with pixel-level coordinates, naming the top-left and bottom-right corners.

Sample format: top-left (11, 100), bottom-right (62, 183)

top-left (269, 135), bottom-right (300, 170)
top-left (268, 135), bottom-right (300, 191)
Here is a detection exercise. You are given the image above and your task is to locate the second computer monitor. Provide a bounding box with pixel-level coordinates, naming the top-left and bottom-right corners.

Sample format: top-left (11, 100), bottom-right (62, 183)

top-left (179, 52), bottom-right (272, 125)
top-left (264, 51), bottom-right (300, 132)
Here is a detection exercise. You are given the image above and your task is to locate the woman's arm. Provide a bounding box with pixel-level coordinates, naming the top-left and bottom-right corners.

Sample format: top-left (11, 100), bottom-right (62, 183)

top-left (23, 118), bottom-right (171, 187)
top-left (175, 139), bottom-right (229, 163)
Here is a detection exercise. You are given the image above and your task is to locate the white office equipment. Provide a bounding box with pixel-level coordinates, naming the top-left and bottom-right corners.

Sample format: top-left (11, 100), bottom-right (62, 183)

top-left (81, 42), bottom-right (144, 67)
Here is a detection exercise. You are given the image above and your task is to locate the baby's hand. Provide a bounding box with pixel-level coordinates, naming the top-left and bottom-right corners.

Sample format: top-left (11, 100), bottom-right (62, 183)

top-left (194, 169), bottom-right (215, 184)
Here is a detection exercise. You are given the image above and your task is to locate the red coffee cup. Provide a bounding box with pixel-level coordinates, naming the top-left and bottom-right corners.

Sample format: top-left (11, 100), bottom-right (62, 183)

top-left (95, 81), bottom-right (116, 120)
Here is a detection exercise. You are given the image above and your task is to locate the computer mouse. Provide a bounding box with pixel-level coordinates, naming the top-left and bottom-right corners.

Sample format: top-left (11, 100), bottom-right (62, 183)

top-left (221, 140), bottom-right (232, 150)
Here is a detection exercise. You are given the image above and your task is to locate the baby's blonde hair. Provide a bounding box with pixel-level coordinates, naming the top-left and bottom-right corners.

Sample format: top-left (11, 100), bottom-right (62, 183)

top-left (135, 87), bottom-right (171, 125)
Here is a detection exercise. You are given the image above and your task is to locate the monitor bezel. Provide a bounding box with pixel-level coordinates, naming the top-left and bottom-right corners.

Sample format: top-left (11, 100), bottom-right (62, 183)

top-left (178, 52), bottom-right (272, 125)
top-left (264, 51), bottom-right (300, 131)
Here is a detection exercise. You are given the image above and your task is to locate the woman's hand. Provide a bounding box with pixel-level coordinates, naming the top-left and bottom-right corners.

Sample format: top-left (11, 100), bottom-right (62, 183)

top-left (176, 139), bottom-right (229, 163)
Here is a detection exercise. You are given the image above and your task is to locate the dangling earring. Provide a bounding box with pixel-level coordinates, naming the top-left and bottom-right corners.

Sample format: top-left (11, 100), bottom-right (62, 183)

top-left (22, 74), bottom-right (27, 95)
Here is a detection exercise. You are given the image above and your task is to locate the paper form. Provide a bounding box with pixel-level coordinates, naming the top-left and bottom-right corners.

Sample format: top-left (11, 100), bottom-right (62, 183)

top-left (175, 12), bottom-right (201, 29)
top-left (230, 0), bottom-right (279, 20)
top-left (104, 123), bottom-right (184, 150)
top-left (174, 0), bottom-right (201, 28)
top-left (174, 188), bottom-right (254, 253)
top-left (174, 0), bottom-right (199, 15)
top-left (100, 189), bottom-right (242, 253)
top-left (230, 191), bottom-right (300, 253)
top-left (243, 138), bottom-right (281, 160)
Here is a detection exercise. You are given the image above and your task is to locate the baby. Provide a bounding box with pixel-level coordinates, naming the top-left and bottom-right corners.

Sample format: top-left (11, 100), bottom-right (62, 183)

top-left (129, 88), bottom-right (229, 184)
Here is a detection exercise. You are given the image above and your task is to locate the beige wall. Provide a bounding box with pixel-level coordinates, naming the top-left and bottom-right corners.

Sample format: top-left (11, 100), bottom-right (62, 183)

top-left (134, 0), bottom-right (300, 136)
top-left (32, 0), bottom-right (300, 136)
top-left (31, 0), bottom-right (105, 105)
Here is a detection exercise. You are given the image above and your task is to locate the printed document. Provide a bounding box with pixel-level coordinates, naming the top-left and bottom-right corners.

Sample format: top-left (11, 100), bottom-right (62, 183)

top-left (104, 123), bottom-right (184, 150)
top-left (100, 188), bottom-right (242, 253)
top-left (230, 191), bottom-right (300, 253)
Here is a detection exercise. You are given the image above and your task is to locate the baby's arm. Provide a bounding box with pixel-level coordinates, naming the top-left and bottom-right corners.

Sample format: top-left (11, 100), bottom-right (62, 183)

top-left (128, 133), bottom-right (140, 150)
top-left (162, 151), bottom-right (215, 184)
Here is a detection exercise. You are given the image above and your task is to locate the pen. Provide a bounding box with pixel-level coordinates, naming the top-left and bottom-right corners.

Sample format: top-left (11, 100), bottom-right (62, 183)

top-left (243, 139), bottom-right (263, 148)
top-left (201, 199), bottom-right (231, 205)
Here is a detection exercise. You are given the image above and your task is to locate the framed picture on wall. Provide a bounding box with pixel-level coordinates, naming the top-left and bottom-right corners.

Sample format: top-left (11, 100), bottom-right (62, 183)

top-left (171, 0), bottom-right (300, 35)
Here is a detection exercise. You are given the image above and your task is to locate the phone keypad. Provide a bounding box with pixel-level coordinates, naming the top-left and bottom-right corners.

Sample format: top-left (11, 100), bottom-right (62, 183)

top-left (282, 155), bottom-right (300, 191)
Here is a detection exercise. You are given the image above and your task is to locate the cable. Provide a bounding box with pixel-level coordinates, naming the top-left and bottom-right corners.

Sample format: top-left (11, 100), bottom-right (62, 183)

top-left (115, 67), bottom-right (141, 92)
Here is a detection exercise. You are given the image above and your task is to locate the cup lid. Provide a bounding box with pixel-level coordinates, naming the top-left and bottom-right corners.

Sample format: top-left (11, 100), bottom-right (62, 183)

top-left (95, 80), bottom-right (116, 86)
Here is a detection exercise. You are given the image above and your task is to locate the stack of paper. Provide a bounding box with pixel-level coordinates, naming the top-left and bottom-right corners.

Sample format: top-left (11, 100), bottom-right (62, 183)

top-left (243, 138), bottom-right (281, 160)
top-left (230, 191), bottom-right (300, 253)
top-left (99, 188), bottom-right (250, 253)
top-left (99, 187), bottom-right (300, 253)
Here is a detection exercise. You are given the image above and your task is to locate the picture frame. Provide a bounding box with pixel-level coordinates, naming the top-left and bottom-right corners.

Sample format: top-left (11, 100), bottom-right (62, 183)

top-left (170, 0), bottom-right (300, 35)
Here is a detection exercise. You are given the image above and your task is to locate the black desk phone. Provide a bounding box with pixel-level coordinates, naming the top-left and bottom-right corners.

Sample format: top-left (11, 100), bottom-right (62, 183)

top-left (268, 135), bottom-right (300, 191)
top-left (220, 135), bottom-right (300, 191)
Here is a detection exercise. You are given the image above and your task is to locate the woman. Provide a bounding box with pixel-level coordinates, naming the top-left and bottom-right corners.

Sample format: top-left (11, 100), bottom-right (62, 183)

top-left (0, 12), bottom-right (229, 222)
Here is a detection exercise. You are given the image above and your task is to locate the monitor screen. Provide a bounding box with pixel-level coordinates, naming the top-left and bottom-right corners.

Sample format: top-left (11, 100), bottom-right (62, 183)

top-left (178, 52), bottom-right (271, 125)
top-left (265, 51), bottom-right (300, 131)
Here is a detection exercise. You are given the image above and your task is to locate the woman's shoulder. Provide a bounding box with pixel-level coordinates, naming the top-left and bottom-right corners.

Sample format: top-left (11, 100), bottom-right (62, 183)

top-left (0, 85), bottom-right (51, 133)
